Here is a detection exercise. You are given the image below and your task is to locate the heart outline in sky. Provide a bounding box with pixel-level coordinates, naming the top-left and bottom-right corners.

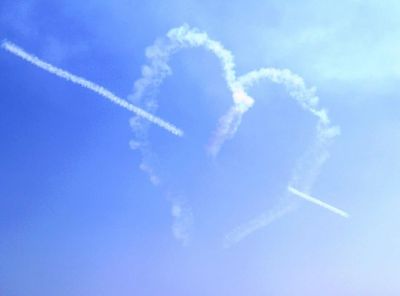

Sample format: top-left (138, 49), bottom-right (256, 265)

top-left (129, 24), bottom-right (346, 246)
top-left (1, 26), bottom-right (348, 247)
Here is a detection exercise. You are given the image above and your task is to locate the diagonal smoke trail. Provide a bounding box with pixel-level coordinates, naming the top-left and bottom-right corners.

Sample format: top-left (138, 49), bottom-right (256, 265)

top-left (288, 186), bottom-right (349, 218)
top-left (223, 203), bottom-right (295, 248)
top-left (1, 40), bottom-right (183, 137)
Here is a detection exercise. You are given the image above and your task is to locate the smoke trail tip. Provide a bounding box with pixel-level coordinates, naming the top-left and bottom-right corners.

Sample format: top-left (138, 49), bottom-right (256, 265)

top-left (175, 129), bottom-right (184, 137)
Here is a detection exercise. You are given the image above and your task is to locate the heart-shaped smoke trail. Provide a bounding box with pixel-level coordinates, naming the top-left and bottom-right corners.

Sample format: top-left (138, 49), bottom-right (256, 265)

top-left (130, 24), bottom-right (347, 246)
top-left (0, 27), bottom-right (348, 247)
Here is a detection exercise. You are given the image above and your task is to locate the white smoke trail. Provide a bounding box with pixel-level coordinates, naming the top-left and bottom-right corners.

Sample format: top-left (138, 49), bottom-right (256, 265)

top-left (224, 203), bottom-right (295, 248)
top-left (1, 40), bottom-right (183, 137)
top-left (130, 24), bottom-right (254, 156)
top-left (237, 67), bottom-right (341, 192)
top-left (130, 24), bottom-right (338, 156)
top-left (130, 25), bottom-right (346, 245)
top-left (223, 68), bottom-right (342, 245)
top-left (288, 186), bottom-right (349, 218)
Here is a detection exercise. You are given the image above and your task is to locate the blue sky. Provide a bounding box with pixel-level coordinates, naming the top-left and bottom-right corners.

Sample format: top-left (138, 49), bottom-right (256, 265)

top-left (1, 0), bottom-right (400, 295)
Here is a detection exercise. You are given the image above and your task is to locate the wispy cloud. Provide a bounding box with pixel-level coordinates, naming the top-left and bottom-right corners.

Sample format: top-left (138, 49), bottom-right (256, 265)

top-left (1, 40), bottom-right (183, 137)
top-left (288, 186), bottom-right (349, 218)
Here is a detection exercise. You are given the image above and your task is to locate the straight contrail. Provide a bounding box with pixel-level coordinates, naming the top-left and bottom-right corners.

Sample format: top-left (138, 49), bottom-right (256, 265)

top-left (288, 186), bottom-right (349, 218)
top-left (1, 40), bottom-right (183, 137)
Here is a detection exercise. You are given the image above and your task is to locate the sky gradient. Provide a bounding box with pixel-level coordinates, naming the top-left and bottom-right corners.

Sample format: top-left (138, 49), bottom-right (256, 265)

top-left (1, 0), bottom-right (400, 295)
